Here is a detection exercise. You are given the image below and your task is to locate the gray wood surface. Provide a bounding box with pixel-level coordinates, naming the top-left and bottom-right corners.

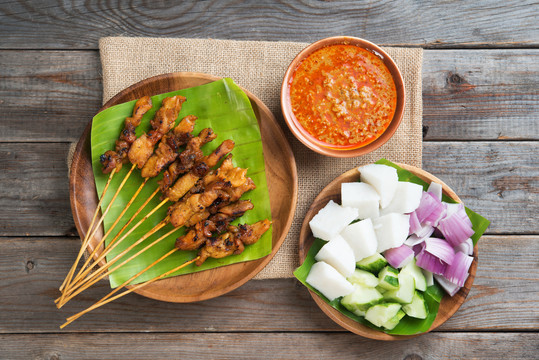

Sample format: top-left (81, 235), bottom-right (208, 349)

top-left (0, 0), bottom-right (537, 358)
top-left (0, 236), bottom-right (536, 333)
top-left (1, 333), bottom-right (538, 359)
top-left (0, 0), bottom-right (537, 49)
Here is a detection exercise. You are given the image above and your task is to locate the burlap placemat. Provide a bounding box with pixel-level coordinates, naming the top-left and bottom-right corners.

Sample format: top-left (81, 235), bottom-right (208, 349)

top-left (78, 37), bottom-right (423, 280)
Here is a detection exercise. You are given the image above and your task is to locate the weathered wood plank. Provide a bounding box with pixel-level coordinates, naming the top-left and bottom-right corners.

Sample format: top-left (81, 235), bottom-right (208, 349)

top-left (0, 0), bottom-right (537, 49)
top-left (422, 50), bottom-right (539, 140)
top-left (0, 49), bottom-right (537, 143)
top-left (0, 141), bottom-right (535, 236)
top-left (0, 50), bottom-right (102, 142)
top-left (0, 236), bottom-right (536, 333)
top-left (0, 332), bottom-right (538, 359)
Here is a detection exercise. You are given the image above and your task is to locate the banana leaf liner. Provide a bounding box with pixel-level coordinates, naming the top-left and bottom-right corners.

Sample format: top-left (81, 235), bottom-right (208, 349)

top-left (91, 78), bottom-right (272, 288)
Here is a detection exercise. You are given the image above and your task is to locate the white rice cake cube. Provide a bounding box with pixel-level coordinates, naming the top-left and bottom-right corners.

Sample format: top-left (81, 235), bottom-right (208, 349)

top-left (306, 261), bottom-right (354, 301)
top-left (309, 200), bottom-right (359, 241)
top-left (340, 218), bottom-right (378, 262)
top-left (341, 182), bottom-right (380, 219)
top-left (380, 181), bottom-right (424, 215)
top-left (358, 164), bottom-right (398, 208)
top-left (372, 213), bottom-right (410, 252)
top-left (315, 235), bottom-right (356, 278)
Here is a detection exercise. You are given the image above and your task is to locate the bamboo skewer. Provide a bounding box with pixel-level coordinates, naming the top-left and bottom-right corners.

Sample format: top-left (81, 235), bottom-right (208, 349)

top-left (58, 163), bottom-right (136, 303)
top-left (58, 167), bottom-right (117, 293)
top-left (62, 181), bottom-right (157, 298)
top-left (59, 219), bottom-right (179, 307)
top-left (56, 198), bottom-right (170, 307)
top-left (61, 254), bottom-right (199, 329)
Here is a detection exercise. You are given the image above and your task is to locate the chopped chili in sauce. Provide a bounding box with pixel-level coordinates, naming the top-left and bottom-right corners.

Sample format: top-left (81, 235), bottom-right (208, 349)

top-left (289, 44), bottom-right (397, 148)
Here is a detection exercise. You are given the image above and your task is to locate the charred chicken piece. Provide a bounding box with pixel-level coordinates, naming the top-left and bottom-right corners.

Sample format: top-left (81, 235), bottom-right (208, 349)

top-left (195, 219), bottom-right (271, 266)
top-left (165, 139), bottom-right (235, 202)
top-left (100, 96), bottom-right (153, 173)
top-left (158, 127), bottom-right (216, 192)
top-left (128, 96), bottom-right (185, 169)
top-left (140, 115), bottom-right (198, 179)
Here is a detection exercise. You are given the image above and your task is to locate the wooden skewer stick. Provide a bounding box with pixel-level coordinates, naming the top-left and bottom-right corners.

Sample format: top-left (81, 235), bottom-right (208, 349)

top-left (61, 194), bottom-right (169, 297)
top-left (59, 163), bottom-right (136, 302)
top-left (62, 179), bottom-right (155, 298)
top-left (58, 167), bottom-right (117, 293)
top-left (61, 254), bottom-right (199, 329)
top-left (57, 219), bottom-right (177, 307)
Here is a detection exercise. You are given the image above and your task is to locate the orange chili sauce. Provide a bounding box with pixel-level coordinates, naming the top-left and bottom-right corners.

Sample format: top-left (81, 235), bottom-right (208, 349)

top-left (289, 44), bottom-right (397, 148)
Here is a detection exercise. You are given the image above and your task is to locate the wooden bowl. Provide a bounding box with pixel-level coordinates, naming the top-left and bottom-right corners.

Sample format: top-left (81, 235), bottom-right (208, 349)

top-left (70, 72), bottom-right (298, 302)
top-left (281, 36), bottom-right (405, 158)
top-left (298, 164), bottom-right (478, 340)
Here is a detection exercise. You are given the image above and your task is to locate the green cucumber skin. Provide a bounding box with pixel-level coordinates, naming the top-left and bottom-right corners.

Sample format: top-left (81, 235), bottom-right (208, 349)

top-left (377, 266), bottom-right (399, 290)
top-left (356, 253), bottom-right (388, 274)
top-left (402, 291), bottom-right (429, 319)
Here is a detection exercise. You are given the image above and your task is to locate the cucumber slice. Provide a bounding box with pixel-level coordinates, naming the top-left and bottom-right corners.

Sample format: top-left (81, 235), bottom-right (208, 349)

top-left (400, 259), bottom-right (427, 291)
top-left (347, 269), bottom-right (379, 288)
top-left (422, 269), bottom-right (434, 287)
top-left (383, 309), bottom-right (406, 330)
top-left (383, 272), bottom-right (415, 304)
top-left (356, 253), bottom-right (388, 274)
top-left (403, 291), bottom-right (429, 319)
top-left (341, 284), bottom-right (383, 312)
top-left (352, 309), bottom-right (366, 317)
top-left (377, 266), bottom-right (399, 290)
top-left (364, 303), bottom-right (402, 328)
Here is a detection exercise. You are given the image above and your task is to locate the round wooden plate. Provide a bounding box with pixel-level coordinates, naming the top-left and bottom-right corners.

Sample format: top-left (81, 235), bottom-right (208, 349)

top-left (298, 163), bottom-right (478, 340)
top-left (69, 72), bottom-right (298, 302)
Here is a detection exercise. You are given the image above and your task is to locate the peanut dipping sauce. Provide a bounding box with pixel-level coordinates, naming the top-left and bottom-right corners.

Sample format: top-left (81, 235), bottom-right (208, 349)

top-left (289, 44), bottom-right (397, 148)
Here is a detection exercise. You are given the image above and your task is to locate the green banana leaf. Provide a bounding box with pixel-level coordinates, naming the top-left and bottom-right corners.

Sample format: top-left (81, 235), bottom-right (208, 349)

top-left (293, 159), bottom-right (490, 335)
top-left (91, 78), bottom-right (272, 288)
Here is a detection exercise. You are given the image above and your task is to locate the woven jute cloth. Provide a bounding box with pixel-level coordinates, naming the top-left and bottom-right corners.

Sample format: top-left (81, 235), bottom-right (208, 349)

top-left (90, 37), bottom-right (423, 279)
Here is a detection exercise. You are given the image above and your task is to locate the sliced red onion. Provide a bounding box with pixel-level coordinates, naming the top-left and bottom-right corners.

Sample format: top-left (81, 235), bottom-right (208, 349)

top-left (416, 192), bottom-right (446, 226)
top-left (416, 249), bottom-right (447, 275)
top-left (438, 210), bottom-right (475, 247)
top-left (405, 234), bottom-right (426, 247)
top-left (424, 237), bottom-right (455, 265)
top-left (443, 251), bottom-right (473, 287)
top-left (454, 238), bottom-right (474, 256)
top-left (434, 274), bottom-right (461, 296)
top-left (384, 245), bottom-right (414, 268)
top-left (444, 202), bottom-right (473, 228)
top-left (408, 211), bottom-right (421, 235)
top-left (427, 181), bottom-right (443, 201)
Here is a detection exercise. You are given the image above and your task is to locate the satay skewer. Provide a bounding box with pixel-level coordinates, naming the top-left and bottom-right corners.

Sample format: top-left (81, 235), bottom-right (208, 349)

top-left (57, 222), bottom-right (181, 307)
top-left (59, 96), bottom-right (152, 293)
top-left (62, 117), bottom-right (202, 297)
top-left (59, 98), bottom-right (189, 299)
top-left (63, 141), bottom-right (235, 296)
top-left (61, 218), bottom-right (271, 327)
top-left (60, 253), bottom-right (200, 329)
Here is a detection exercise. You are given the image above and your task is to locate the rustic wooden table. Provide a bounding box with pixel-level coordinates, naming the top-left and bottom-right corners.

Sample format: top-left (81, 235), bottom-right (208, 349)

top-left (1, 1), bottom-right (537, 359)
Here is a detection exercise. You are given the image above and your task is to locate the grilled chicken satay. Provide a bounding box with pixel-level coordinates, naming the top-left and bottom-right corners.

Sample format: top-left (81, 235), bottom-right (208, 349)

top-left (175, 200), bottom-right (254, 251)
top-left (100, 96), bottom-right (153, 173)
top-left (140, 115), bottom-right (199, 179)
top-left (158, 127), bottom-right (217, 191)
top-left (128, 95), bottom-right (186, 169)
top-left (165, 139), bottom-right (235, 202)
top-left (196, 219), bottom-right (271, 266)
top-left (168, 155), bottom-right (254, 228)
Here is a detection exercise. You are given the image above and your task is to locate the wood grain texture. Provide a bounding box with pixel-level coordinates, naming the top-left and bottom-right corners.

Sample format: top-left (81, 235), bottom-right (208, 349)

top-left (0, 236), bottom-right (536, 333)
top-left (0, 141), bottom-right (535, 236)
top-left (1, 332), bottom-right (538, 359)
top-left (0, 1), bottom-right (537, 49)
top-left (0, 49), bottom-right (537, 143)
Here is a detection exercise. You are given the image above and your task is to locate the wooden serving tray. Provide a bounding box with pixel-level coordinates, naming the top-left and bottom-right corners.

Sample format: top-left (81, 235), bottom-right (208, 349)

top-left (69, 72), bottom-right (298, 302)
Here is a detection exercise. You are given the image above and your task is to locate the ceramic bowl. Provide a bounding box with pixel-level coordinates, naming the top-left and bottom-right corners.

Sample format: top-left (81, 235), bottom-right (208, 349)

top-left (281, 36), bottom-right (405, 158)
